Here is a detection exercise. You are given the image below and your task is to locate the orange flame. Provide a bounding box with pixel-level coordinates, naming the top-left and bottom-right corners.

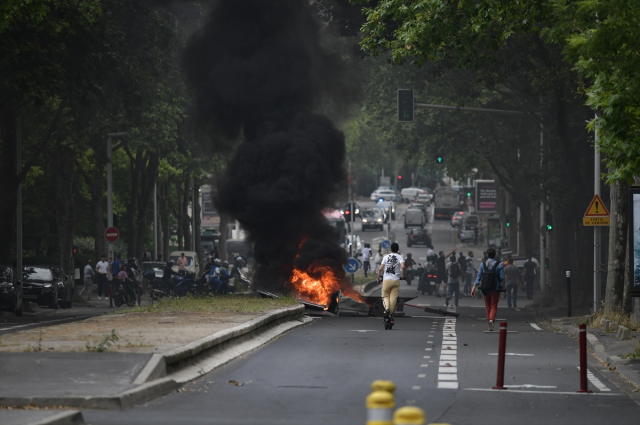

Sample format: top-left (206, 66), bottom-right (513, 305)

top-left (290, 239), bottom-right (364, 306)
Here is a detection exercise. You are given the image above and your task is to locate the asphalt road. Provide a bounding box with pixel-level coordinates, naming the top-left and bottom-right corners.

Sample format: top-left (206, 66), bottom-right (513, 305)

top-left (83, 204), bottom-right (640, 424)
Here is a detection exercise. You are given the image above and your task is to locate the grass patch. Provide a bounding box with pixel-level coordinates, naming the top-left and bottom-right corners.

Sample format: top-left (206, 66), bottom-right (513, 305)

top-left (587, 310), bottom-right (640, 332)
top-left (86, 329), bottom-right (119, 352)
top-left (621, 342), bottom-right (640, 360)
top-left (114, 294), bottom-right (300, 315)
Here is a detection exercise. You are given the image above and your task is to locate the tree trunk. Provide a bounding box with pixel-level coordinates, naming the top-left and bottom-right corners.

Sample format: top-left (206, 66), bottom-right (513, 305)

top-left (0, 108), bottom-right (19, 265)
top-left (194, 181), bottom-right (202, 266)
top-left (90, 157), bottom-right (106, 259)
top-left (183, 176), bottom-right (192, 251)
top-left (126, 147), bottom-right (142, 258)
top-left (134, 152), bottom-right (160, 264)
top-left (176, 178), bottom-right (184, 250)
top-left (605, 179), bottom-right (628, 313)
top-left (159, 180), bottom-right (171, 261)
top-left (219, 213), bottom-right (229, 262)
top-left (55, 146), bottom-right (76, 276)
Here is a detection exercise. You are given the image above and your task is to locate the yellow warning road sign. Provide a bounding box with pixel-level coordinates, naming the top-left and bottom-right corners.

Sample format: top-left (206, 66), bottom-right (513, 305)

top-left (583, 194), bottom-right (610, 226)
top-left (584, 194), bottom-right (610, 217)
top-left (583, 216), bottom-right (610, 226)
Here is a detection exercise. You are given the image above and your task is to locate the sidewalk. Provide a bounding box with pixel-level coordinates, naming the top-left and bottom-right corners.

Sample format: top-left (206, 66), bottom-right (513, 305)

top-left (537, 306), bottom-right (640, 391)
top-left (0, 303), bottom-right (307, 421)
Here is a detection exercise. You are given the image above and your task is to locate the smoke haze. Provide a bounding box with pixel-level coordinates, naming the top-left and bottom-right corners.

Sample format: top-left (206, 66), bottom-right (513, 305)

top-left (182, 0), bottom-right (353, 291)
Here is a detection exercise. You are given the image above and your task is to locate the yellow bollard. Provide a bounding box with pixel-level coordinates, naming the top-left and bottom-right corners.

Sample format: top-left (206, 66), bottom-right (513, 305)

top-left (393, 406), bottom-right (425, 425)
top-left (366, 390), bottom-right (395, 425)
top-left (371, 380), bottom-right (397, 394)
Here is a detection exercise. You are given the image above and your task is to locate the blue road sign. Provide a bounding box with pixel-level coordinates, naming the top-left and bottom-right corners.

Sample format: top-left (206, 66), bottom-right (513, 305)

top-left (381, 240), bottom-right (391, 250)
top-left (344, 257), bottom-right (360, 274)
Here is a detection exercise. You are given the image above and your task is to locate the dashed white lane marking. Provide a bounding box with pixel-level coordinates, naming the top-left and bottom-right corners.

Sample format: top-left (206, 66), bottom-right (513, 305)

top-left (412, 386), bottom-right (421, 390)
top-left (505, 384), bottom-right (557, 389)
top-left (418, 374), bottom-right (426, 378)
top-left (423, 356), bottom-right (430, 359)
top-left (437, 318), bottom-right (459, 390)
top-left (421, 364), bottom-right (429, 367)
top-left (465, 388), bottom-right (621, 396)
top-left (577, 367), bottom-right (611, 392)
top-left (425, 348), bottom-right (432, 351)
top-left (530, 323), bottom-right (542, 330)
top-left (349, 330), bottom-right (377, 333)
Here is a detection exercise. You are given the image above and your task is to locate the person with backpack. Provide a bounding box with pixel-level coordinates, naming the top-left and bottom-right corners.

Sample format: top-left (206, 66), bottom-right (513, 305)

top-left (503, 257), bottom-right (520, 308)
top-left (523, 256), bottom-right (537, 299)
top-left (471, 248), bottom-right (505, 331)
top-left (445, 255), bottom-right (462, 306)
top-left (464, 251), bottom-right (475, 296)
top-left (435, 249), bottom-right (456, 297)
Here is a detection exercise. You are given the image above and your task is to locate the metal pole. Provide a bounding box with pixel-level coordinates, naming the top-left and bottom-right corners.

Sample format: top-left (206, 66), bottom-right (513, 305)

top-left (348, 162), bottom-right (353, 251)
top-left (516, 207), bottom-right (520, 256)
top-left (539, 124), bottom-right (546, 294)
top-left (153, 183), bottom-right (158, 261)
top-left (16, 117), bottom-right (22, 278)
top-left (106, 136), bottom-right (113, 283)
top-left (594, 115), bottom-right (601, 313)
top-left (566, 271), bottom-right (572, 317)
top-left (191, 176), bottom-right (195, 252)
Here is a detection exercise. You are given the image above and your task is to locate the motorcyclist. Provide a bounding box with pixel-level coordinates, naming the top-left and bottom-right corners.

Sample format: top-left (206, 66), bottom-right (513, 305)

top-left (211, 261), bottom-right (232, 294)
top-left (162, 261), bottom-right (178, 282)
top-left (405, 253), bottom-right (416, 285)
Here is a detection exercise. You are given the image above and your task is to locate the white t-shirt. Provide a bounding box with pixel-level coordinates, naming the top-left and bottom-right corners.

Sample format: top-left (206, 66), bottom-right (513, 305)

top-left (426, 248), bottom-right (434, 257)
top-left (361, 247), bottom-right (372, 261)
top-left (530, 257), bottom-right (539, 274)
top-left (381, 253), bottom-right (404, 281)
top-left (96, 261), bottom-right (109, 274)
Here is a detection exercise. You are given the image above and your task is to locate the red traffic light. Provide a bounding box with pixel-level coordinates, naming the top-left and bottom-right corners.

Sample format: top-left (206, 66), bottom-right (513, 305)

top-left (398, 175), bottom-right (402, 179)
top-left (72, 246), bottom-right (78, 256)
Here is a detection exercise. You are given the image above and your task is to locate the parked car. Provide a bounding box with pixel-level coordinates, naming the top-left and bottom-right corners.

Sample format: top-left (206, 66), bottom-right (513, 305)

top-left (406, 229), bottom-right (432, 248)
top-left (450, 211), bottom-right (466, 227)
top-left (361, 208), bottom-right (385, 231)
top-left (400, 187), bottom-right (424, 203)
top-left (462, 214), bottom-right (480, 228)
top-left (458, 225), bottom-right (476, 242)
top-left (404, 208), bottom-right (425, 229)
top-left (22, 265), bottom-right (74, 309)
top-left (376, 200), bottom-right (396, 220)
top-left (370, 189), bottom-right (399, 202)
top-left (340, 202), bottom-right (361, 222)
top-left (170, 251), bottom-right (201, 278)
top-left (0, 266), bottom-right (23, 316)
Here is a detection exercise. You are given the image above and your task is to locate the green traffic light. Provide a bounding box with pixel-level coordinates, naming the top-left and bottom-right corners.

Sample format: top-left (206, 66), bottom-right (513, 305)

top-left (546, 224), bottom-right (553, 231)
top-left (506, 222), bottom-right (510, 228)
top-left (467, 192), bottom-right (471, 197)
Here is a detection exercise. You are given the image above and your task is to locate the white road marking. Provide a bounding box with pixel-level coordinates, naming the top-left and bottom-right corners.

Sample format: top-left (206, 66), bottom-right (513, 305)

top-left (423, 356), bottom-right (430, 359)
top-left (349, 330), bottom-right (377, 333)
top-left (417, 374), bottom-right (426, 378)
top-left (440, 361), bottom-right (457, 366)
top-left (504, 384), bottom-right (557, 389)
top-left (438, 374), bottom-right (458, 381)
top-left (421, 364), bottom-right (429, 367)
top-left (427, 341), bottom-right (433, 344)
top-left (488, 353), bottom-right (534, 356)
top-left (530, 323), bottom-right (542, 331)
top-left (464, 388), bottom-right (621, 396)
top-left (412, 386), bottom-right (421, 390)
top-left (437, 382), bottom-right (459, 389)
top-left (483, 330), bottom-right (519, 333)
top-left (425, 348), bottom-right (432, 351)
top-left (0, 318), bottom-right (72, 331)
top-left (578, 367), bottom-right (611, 392)
top-left (439, 367), bottom-right (458, 373)
top-left (441, 355), bottom-right (456, 360)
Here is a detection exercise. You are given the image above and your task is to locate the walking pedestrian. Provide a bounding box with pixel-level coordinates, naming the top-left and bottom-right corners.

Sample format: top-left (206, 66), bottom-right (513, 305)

top-left (374, 249), bottom-right (382, 272)
top-left (111, 255), bottom-right (122, 276)
top-left (435, 249), bottom-right (456, 297)
top-left (79, 259), bottom-right (94, 300)
top-left (464, 251), bottom-right (475, 296)
top-left (472, 248), bottom-right (505, 331)
top-left (523, 256), bottom-right (536, 299)
top-left (95, 255), bottom-right (109, 300)
top-left (457, 252), bottom-right (467, 295)
top-left (377, 243), bottom-right (405, 322)
top-left (361, 243), bottom-right (373, 277)
top-left (177, 252), bottom-right (188, 276)
top-left (503, 258), bottom-right (519, 308)
top-left (142, 246), bottom-right (152, 262)
top-left (445, 255), bottom-right (461, 307)
top-left (530, 253), bottom-right (540, 289)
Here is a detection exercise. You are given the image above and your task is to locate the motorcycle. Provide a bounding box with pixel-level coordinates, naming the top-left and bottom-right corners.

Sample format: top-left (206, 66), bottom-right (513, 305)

top-left (112, 276), bottom-right (137, 307)
top-left (418, 262), bottom-right (438, 295)
top-left (406, 266), bottom-right (414, 286)
top-left (144, 269), bottom-right (199, 300)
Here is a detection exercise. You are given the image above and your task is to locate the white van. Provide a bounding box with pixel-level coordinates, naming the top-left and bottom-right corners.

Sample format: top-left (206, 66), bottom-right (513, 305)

top-left (400, 187), bottom-right (424, 203)
top-left (169, 251), bottom-right (201, 278)
top-left (404, 208), bottom-right (425, 229)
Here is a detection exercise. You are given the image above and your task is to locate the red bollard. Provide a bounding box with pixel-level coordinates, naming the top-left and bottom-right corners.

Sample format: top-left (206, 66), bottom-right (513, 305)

top-left (577, 324), bottom-right (589, 393)
top-left (493, 321), bottom-right (508, 390)
top-left (137, 282), bottom-right (141, 306)
top-left (109, 280), bottom-right (114, 308)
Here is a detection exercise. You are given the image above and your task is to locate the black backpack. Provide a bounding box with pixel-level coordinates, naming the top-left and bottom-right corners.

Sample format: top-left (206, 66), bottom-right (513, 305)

top-left (479, 261), bottom-right (500, 293)
top-left (449, 262), bottom-right (461, 279)
top-left (458, 256), bottom-right (467, 272)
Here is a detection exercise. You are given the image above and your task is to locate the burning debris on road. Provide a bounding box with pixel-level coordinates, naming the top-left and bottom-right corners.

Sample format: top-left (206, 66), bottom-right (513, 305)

top-left (183, 0), bottom-right (357, 298)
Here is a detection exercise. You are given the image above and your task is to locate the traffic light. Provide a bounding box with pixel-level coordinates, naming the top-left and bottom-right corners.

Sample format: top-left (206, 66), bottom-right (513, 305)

top-left (436, 156), bottom-right (444, 164)
top-left (397, 89), bottom-right (414, 122)
top-left (467, 192), bottom-right (471, 197)
top-left (72, 246), bottom-right (78, 256)
top-left (545, 210), bottom-right (553, 231)
top-left (505, 215), bottom-right (510, 228)
top-left (398, 175), bottom-right (402, 180)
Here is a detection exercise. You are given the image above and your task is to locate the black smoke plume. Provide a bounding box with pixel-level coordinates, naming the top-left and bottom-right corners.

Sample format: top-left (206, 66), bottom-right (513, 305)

top-left (182, 0), bottom-right (353, 291)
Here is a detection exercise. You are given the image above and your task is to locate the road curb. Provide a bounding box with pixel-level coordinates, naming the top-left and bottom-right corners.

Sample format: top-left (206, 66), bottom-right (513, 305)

top-left (551, 320), bottom-right (640, 389)
top-left (2, 409), bottom-right (85, 425)
top-left (0, 304), bottom-right (305, 410)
